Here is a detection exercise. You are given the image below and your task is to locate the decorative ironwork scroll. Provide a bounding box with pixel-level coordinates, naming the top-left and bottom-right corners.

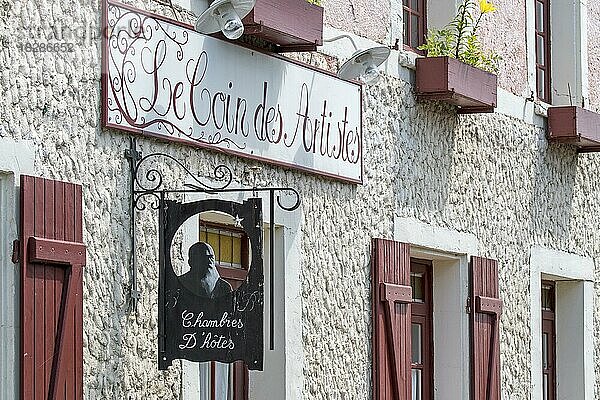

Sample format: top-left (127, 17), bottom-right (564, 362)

top-left (103, 0), bottom-right (363, 183)
top-left (125, 138), bottom-right (300, 369)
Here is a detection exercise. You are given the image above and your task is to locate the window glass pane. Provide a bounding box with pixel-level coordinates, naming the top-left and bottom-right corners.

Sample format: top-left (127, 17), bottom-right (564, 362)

top-left (232, 235), bottom-right (242, 266)
top-left (536, 35), bottom-right (545, 66)
top-left (411, 323), bottom-right (422, 364)
top-left (543, 373), bottom-right (548, 400)
top-left (403, 10), bottom-right (410, 46)
top-left (537, 69), bottom-right (546, 100)
top-left (411, 14), bottom-right (420, 48)
top-left (403, 0), bottom-right (409, 6)
top-left (411, 273), bottom-right (424, 302)
top-left (200, 225), bottom-right (246, 269)
top-left (542, 333), bottom-right (548, 369)
top-left (536, 1), bottom-right (544, 32)
top-left (412, 369), bottom-right (422, 400)
top-left (219, 233), bottom-right (234, 265)
top-left (206, 231), bottom-right (221, 257)
top-left (411, 0), bottom-right (419, 11)
top-left (541, 284), bottom-right (554, 311)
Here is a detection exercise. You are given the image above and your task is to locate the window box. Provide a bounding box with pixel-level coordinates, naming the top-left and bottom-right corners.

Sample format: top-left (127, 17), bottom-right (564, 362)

top-left (547, 106), bottom-right (600, 152)
top-left (242, 0), bottom-right (323, 52)
top-left (415, 56), bottom-right (497, 114)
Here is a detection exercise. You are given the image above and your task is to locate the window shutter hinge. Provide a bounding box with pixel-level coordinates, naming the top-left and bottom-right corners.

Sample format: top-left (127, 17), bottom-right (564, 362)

top-left (11, 239), bottom-right (20, 264)
top-left (466, 297), bottom-right (472, 314)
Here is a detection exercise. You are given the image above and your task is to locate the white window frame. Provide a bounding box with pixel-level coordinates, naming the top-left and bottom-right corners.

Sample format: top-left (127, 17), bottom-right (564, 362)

top-left (395, 216), bottom-right (478, 399)
top-left (390, 0), bottom-right (461, 65)
top-left (180, 190), bottom-right (303, 400)
top-left (0, 138), bottom-right (34, 400)
top-left (529, 246), bottom-right (595, 400)
top-left (526, 0), bottom-right (589, 107)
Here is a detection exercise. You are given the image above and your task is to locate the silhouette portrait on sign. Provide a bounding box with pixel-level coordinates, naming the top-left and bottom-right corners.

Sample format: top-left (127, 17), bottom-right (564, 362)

top-left (178, 242), bottom-right (232, 299)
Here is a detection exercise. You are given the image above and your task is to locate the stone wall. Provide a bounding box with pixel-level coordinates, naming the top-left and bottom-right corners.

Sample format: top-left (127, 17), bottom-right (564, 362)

top-left (322, 0), bottom-right (390, 43)
top-left (1, 0), bottom-right (600, 399)
top-left (477, 0), bottom-right (529, 96)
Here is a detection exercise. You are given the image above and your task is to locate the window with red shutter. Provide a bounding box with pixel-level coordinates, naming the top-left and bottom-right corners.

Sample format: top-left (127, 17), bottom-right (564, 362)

top-left (410, 259), bottom-right (433, 400)
top-left (19, 175), bottom-right (86, 400)
top-left (541, 281), bottom-right (556, 400)
top-left (372, 238), bottom-right (412, 400)
top-left (470, 256), bottom-right (502, 400)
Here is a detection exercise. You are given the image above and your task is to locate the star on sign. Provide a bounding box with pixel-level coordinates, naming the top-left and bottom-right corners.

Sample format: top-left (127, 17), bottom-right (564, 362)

top-left (234, 215), bottom-right (244, 228)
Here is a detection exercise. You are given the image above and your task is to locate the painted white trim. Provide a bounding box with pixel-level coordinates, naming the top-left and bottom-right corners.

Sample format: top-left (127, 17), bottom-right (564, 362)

top-left (394, 217), bottom-right (479, 257)
top-left (579, 0), bottom-right (589, 106)
top-left (430, 255), bottom-right (471, 400)
top-left (0, 138), bottom-right (35, 175)
top-left (529, 246), bottom-right (594, 282)
top-left (0, 174), bottom-right (19, 400)
top-left (394, 216), bottom-right (478, 400)
top-left (525, 0), bottom-right (537, 105)
top-left (529, 246), bottom-right (595, 400)
top-left (495, 88), bottom-right (546, 128)
top-left (0, 137), bottom-right (34, 400)
top-left (389, 0), bottom-right (403, 52)
top-left (550, 0), bottom-right (581, 106)
top-left (282, 223), bottom-right (303, 399)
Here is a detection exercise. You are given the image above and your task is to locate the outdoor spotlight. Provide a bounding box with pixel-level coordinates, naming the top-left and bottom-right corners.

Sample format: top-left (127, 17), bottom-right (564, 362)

top-left (324, 35), bottom-right (391, 85)
top-left (338, 47), bottom-right (391, 84)
top-left (195, 0), bottom-right (256, 40)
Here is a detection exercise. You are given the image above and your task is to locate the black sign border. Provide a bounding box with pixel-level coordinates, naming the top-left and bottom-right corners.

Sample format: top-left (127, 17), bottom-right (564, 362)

top-left (158, 197), bottom-right (264, 371)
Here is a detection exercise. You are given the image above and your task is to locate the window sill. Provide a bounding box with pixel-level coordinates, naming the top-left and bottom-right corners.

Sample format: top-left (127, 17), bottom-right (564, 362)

top-left (398, 49), bottom-right (419, 70)
top-left (533, 99), bottom-right (550, 118)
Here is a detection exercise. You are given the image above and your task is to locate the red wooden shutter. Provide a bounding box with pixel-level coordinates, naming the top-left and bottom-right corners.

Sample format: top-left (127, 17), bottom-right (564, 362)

top-left (19, 175), bottom-right (86, 400)
top-left (470, 256), bottom-right (503, 400)
top-left (372, 239), bottom-right (412, 400)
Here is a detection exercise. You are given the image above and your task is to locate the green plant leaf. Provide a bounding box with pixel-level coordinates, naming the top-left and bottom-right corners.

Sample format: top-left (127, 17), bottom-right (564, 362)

top-left (418, 0), bottom-right (500, 73)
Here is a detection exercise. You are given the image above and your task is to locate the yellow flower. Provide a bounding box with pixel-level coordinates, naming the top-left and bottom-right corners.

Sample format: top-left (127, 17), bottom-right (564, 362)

top-left (479, 0), bottom-right (497, 13)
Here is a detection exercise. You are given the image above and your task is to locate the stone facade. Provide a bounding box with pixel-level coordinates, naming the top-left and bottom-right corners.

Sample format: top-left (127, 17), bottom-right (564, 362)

top-left (322, 0), bottom-right (391, 43)
top-left (477, 0), bottom-right (528, 96)
top-left (1, 0), bottom-right (599, 399)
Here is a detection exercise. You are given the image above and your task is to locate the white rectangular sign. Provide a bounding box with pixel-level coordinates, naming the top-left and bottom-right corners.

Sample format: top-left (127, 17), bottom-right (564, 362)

top-left (103, 2), bottom-right (363, 182)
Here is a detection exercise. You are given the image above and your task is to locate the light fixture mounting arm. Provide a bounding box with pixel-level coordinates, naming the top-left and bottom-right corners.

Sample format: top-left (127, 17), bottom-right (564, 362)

top-left (323, 34), bottom-right (359, 51)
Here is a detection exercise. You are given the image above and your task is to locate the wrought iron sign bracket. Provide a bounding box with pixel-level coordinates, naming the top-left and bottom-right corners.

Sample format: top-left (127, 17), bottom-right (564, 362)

top-left (125, 137), bottom-right (300, 351)
top-left (125, 139), bottom-right (143, 313)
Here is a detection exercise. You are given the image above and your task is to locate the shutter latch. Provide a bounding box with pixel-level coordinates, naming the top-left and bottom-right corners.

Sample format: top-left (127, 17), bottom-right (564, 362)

top-left (466, 296), bottom-right (472, 314)
top-left (11, 239), bottom-right (20, 263)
